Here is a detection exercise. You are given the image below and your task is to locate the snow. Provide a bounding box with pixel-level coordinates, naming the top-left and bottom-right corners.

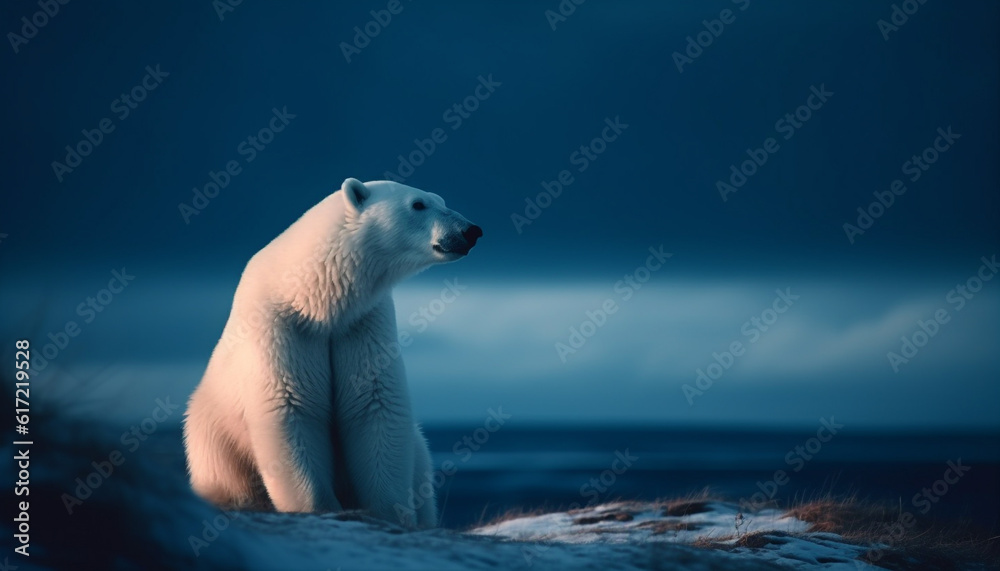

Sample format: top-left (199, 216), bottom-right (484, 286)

top-left (150, 499), bottom-right (879, 570)
top-left (7, 406), bottom-right (905, 570)
top-left (468, 501), bottom-right (880, 570)
top-left (471, 501), bottom-right (809, 544)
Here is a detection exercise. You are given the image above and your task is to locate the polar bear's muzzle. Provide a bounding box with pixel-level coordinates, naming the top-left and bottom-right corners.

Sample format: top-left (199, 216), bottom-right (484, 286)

top-left (433, 224), bottom-right (483, 257)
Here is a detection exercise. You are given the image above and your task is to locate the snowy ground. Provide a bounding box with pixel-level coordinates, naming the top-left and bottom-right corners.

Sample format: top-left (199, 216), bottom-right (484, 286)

top-left (6, 384), bottom-right (993, 571)
top-left (468, 500), bottom-right (879, 570)
top-left (212, 501), bottom-right (873, 571)
top-left (198, 499), bottom-right (890, 570)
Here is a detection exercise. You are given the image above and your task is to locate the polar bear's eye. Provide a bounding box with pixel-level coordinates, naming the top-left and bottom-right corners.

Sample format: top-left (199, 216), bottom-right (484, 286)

top-left (412, 201), bottom-right (426, 211)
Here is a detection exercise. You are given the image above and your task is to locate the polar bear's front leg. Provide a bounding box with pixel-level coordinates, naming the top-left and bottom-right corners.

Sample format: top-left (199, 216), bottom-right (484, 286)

top-left (247, 403), bottom-right (342, 513)
top-left (336, 405), bottom-right (417, 526)
top-left (412, 424), bottom-right (439, 528)
top-left (331, 297), bottom-right (420, 527)
top-left (246, 326), bottom-right (341, 513)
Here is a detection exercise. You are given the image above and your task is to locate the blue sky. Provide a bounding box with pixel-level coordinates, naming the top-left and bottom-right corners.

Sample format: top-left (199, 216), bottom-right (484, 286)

top-left (1, 0), bottom-right (998, 429)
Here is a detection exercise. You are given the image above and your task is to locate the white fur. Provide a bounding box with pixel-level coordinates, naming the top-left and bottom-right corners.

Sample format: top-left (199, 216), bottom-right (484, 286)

top-left (183, 179), bottom-right (479, 528)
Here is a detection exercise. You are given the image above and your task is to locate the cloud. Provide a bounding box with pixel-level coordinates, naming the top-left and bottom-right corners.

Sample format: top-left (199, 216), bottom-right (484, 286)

top-left (5, 273), bottom-right (997, 426)
top-left (395, 279), bottom-right (1000, 386)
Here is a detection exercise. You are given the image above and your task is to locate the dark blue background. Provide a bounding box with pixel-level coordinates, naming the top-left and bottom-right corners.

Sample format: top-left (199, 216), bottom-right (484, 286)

top-left (2, 1), bottom-right (998, 429)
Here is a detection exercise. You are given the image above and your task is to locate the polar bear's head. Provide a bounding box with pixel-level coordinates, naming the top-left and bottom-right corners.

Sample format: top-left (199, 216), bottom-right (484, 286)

top-left (340, 178), bottom-right (482, 274)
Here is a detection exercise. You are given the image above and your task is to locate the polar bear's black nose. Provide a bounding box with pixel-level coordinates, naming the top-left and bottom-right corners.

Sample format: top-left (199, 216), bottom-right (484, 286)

top-left (463, 224), bottom-right (483, 248)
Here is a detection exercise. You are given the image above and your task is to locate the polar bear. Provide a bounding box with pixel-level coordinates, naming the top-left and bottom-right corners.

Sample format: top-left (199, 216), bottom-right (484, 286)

top-left (183, 178), bottom-right (482, 528)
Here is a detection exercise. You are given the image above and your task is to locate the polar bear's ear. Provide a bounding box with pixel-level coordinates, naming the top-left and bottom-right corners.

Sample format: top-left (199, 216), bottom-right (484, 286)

top-left (342, 178), bottom-right (371, 212)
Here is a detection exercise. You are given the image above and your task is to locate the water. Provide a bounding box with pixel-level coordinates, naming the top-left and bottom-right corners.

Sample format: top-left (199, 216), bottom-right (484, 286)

top-left (69, 421), bottom-right (1000, 531)
top-left (422, 426), bottom-right (1000, 529)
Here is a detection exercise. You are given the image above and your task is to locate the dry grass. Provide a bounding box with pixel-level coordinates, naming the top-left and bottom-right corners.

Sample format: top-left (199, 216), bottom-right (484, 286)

top-left (662, 499), bottom-right (712, 517)
top-left (694, 494), bottom-right (1000, 569)
top-left (791, 495), bottom-right (999, 568)
top-left (730, 530), bottom-right (791, 549)
top-left (787, 495), bottom-right (892, 535)
top-left (636, 520), bottom-right (704, 534)
top-left (573, 511), bottom-right (634, 525)
top-left (659, 488), bottom-right (721, 517)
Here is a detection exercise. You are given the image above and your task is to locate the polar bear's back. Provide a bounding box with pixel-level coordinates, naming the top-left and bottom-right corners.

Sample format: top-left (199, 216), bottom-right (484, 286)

top-left (231, 192), bottom-right (354, 329)
top-left (245, 192), bottom-right (346, 285)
